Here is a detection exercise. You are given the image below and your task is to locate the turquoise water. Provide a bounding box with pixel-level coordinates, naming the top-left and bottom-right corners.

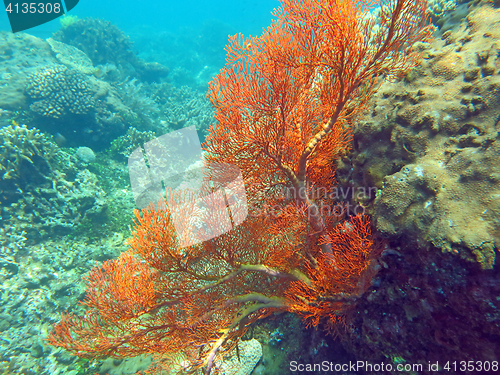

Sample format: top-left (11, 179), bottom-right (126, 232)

top-left (0, 0), bottom-right (278, 36)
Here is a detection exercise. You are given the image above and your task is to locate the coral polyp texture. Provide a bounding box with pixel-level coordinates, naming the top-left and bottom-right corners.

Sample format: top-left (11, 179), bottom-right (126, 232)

top-left (25, 64), bottom-right (95, 118)
top-left (338, 0), bottom-right (500, 269)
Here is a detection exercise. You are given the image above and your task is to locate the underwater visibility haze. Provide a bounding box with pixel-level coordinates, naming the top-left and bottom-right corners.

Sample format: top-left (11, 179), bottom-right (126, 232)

top-left (0, 0), bottom-right (500, 374)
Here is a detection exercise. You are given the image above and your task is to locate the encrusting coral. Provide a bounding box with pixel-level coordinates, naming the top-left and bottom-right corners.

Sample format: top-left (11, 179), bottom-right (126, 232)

top-left (48, 1), bottom-right (432, 374)
top-left (337, 0), bottom-right (500, 269)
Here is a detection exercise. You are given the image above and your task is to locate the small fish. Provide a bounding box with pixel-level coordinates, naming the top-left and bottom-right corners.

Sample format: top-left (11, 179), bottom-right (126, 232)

top-left (54, 132), bottom-right (67, 146)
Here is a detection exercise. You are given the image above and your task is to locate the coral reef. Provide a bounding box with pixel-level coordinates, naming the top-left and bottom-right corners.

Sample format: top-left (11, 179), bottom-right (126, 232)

top-left (108, 126), bottom-right (157, 159)
top-left (0, 32), bottom-right (54, 110)
top-left (111, 77), bottom-right (160, 126)
top-left (337, 0), bottom-right (500, 269)
top-left (151, 83), bottom-right (214, 139)
top-left (0, 124), bottom-right (107, 242)
top-left (58, 14), bottom-right (79, 29)
top-left (331, 0), bottom-right (500, 371)
top-left (431, 0), bottom-right (471, 33)
top-left (26, 64), bottom-right (95, 118)
top-left (2, 1), bottom-right (499, 374)
top-left (0, 29), bottom-right (208, 151)
top-left (427, 0), bottom-right (457, 20)
top-left (52, 18), bottom-right (168, 83)
top-left (109, 80), bottom-right (213, 141)
top-left (0, 123), bottom-right (55, 184)
top-left (0, 236), bottom-right (126, 374)
top-left (0, 33), bottom-right (129, 148)
top-left (46, 37), bottom-right (95, 75)
top-left (47, 1), bottom-right (431, 374)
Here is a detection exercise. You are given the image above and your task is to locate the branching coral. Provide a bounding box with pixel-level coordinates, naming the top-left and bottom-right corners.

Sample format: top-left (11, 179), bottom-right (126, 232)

top-left (26, 64), bottom-right (95, 118)
top-left (0, 123), bottom-right (56, 183)
top-left (0, 123), bottom-right (107, 241)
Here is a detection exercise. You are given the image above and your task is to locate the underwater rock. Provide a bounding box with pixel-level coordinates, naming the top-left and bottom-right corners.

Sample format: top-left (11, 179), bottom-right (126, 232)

top-left (46, 37), bottom-right (95, 75)
top-left (338, 242), bottom-right (500, 372)
top-left (337, 0), bottom-right (500, 269)
top-left (219, 339), bottom-right (263, 375)
top-left (0, 32), bottom-right (55, 110)
top-left (75, 146), bottom-right (96, 164)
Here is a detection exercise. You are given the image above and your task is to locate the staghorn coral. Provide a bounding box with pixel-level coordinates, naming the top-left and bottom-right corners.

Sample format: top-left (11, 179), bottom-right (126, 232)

top-left (112, 77), bottom-right (160, 125)
top-left (110, 80), bottom-right (213, 140)
top-left (26, 64), bottom-right (95, 118)
top-left (0, 123), bottom-right (56, 186)
top-left (48, 1), bottom-right (432, 374)
top-left (151, 83), bottom-right (214, 139)
top-left (108, 126), bottom-right (157, 159)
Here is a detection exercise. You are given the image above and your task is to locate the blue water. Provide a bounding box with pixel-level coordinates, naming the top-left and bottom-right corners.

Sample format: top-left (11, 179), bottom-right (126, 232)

top-left (0, 0), bottom-right (278, 37)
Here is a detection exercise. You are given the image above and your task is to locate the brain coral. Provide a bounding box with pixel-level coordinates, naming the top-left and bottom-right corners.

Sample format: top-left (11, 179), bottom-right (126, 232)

top-left (26, 64), bottom-right (95, 118)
